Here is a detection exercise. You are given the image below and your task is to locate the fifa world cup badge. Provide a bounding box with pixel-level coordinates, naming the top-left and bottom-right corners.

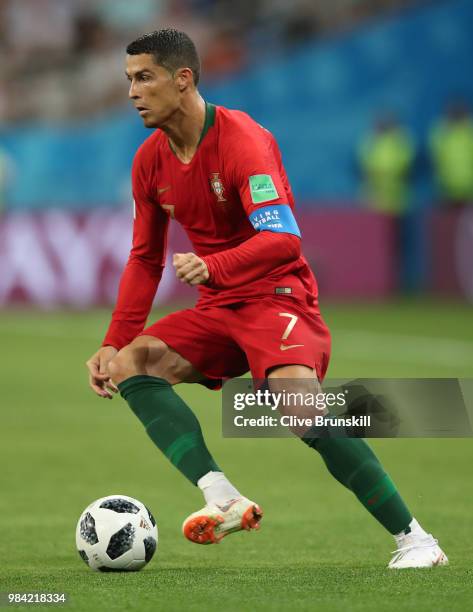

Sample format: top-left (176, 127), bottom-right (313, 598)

top-left (210, 173), bottom-right (227, 202)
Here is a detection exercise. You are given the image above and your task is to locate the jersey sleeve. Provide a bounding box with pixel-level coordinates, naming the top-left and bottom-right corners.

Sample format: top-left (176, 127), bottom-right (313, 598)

top-left (202, 116), bottom-right (302, 289)
top-left (223, 118), bottom-right (300, 238)
top-left (103, 143), bottom-right (169, 350)
top-left (203, 230), bottom-right (301, 289)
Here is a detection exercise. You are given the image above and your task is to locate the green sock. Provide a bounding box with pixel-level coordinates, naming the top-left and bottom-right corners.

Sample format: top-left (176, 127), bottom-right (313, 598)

top-left (304, 436), bottom-right (412, 534)
top-left (118, 375), bottom-right (220, 485)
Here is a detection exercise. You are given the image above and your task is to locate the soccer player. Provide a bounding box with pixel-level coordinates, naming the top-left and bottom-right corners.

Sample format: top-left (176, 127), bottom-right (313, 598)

top-left (86, 29), bottom-right (447, 568)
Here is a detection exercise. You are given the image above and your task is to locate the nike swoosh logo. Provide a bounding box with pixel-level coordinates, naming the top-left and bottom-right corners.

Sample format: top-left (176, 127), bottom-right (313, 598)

top-left (280, 343), bottom-right (304, 351)
top-left (158, 186), bottom-right (170, 194)
top-left (215, 499), bottom-right (239, 513)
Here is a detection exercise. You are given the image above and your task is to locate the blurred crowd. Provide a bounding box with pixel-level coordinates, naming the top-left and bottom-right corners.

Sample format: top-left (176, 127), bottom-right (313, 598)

top-left (359, 100), bottom-right (473, 290)
top-left (359, 101), bottom-right (473, 211)
top-left (0, 0), bottom-right (422, 122)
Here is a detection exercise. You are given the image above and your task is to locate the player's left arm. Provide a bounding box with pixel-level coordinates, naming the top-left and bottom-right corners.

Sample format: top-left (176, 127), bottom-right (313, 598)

top-left (174, 124), bottom-right (301, 288)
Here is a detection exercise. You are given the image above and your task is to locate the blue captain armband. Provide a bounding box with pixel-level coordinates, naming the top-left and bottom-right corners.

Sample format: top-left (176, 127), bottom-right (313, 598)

top-left (249, 204), bottom-right (301, 238)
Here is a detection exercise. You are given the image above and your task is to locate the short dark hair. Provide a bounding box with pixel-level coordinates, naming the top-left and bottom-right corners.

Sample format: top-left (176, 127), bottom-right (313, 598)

top-left (126, 28), bottom-right (200, 86)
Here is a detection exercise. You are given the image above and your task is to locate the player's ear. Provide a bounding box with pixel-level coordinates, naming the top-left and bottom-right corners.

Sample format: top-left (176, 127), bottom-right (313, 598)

top-left (175, 67), bottom-right (194, 91)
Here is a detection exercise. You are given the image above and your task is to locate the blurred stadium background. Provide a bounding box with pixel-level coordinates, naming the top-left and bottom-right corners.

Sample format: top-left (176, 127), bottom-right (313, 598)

top-left (1, 0), bottom-right (473, 303)
top-left (1, 1), bottom-right (473, 610)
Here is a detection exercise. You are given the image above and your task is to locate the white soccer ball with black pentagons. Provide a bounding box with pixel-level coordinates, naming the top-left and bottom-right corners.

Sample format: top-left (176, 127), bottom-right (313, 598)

top-left (76, 495), bottom-right (158, 571)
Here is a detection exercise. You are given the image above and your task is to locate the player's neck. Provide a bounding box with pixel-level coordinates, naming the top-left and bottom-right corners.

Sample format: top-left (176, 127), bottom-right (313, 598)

top-left (162, 94), bottom-right (206, 164)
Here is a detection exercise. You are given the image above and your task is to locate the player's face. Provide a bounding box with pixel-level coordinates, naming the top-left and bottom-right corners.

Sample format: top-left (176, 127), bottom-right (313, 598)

top-left (126, 54), bottom-right (180, 128)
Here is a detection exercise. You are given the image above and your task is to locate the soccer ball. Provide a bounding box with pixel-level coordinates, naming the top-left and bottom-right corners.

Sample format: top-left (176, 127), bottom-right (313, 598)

top-left (75, 494), bottom-right (158, 572)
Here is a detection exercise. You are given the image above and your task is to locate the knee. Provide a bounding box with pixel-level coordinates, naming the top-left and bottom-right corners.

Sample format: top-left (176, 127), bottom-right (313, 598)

top-left (267, 366), bottom-right (320, 397)
top-left (267, 368), bottom-right (324, 425)
top-left (108, 339), bottom-right (168, 384)
top-left (268, 364), bottom-right (316, 381)
top-left (107, 351), bottom-right (131, 384)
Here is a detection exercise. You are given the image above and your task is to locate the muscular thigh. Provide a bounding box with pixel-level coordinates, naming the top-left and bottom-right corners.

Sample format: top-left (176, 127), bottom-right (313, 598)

top-left (140, 307), bottom-right (249, 386)
top-left (108, 335), bottom-right (204, 385)
top-left (132, 335), bottom-right (205, 384)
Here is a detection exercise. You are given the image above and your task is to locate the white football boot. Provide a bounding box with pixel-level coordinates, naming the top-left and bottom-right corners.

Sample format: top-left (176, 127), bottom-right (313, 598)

top-left (182, 497), bottom-right (263, 544)
top-left (388, 518), bottom-right (448, 569)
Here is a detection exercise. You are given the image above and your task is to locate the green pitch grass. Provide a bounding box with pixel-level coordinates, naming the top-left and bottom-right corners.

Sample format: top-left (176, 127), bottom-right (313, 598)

top-left (1, 299), bottom-right (472, 612)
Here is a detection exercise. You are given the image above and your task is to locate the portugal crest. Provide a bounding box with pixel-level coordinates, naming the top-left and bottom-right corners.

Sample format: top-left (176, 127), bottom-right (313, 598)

top-left (210, 172), bottom-right (226, 202)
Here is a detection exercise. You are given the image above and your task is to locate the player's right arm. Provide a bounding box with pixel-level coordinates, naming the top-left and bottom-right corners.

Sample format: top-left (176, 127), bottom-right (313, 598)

top-left (86, 142), bottom-right (169, 398)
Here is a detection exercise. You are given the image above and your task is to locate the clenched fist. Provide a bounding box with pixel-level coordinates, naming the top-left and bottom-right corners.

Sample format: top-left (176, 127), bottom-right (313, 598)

top-left (173, 252), bottom-right (209, 286)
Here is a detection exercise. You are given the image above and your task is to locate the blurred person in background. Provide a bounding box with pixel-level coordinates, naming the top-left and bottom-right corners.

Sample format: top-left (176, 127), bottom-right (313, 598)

top-left (358, 114), bottom-right (415, 290)
top-left (359, 114), bottom-right (415, 216)
top-left (429, 100), bottom-right (473, 206)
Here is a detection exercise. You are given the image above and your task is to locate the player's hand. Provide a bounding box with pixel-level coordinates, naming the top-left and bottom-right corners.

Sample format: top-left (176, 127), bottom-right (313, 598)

top-left (173, 252), bottom-right (209, 286)
top-left (86, 346), bottom-right (119, 399)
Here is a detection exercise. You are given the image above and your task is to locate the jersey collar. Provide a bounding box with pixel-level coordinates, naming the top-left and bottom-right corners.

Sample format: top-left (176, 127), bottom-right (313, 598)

top-left (167, 101), bottom-right (216, 162)
top-left (197, 101), bottom-right (216, 146)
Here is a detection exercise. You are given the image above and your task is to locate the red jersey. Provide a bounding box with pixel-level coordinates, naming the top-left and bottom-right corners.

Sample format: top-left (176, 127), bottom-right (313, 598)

top-left (104, 103), bottom-right (319, 349)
